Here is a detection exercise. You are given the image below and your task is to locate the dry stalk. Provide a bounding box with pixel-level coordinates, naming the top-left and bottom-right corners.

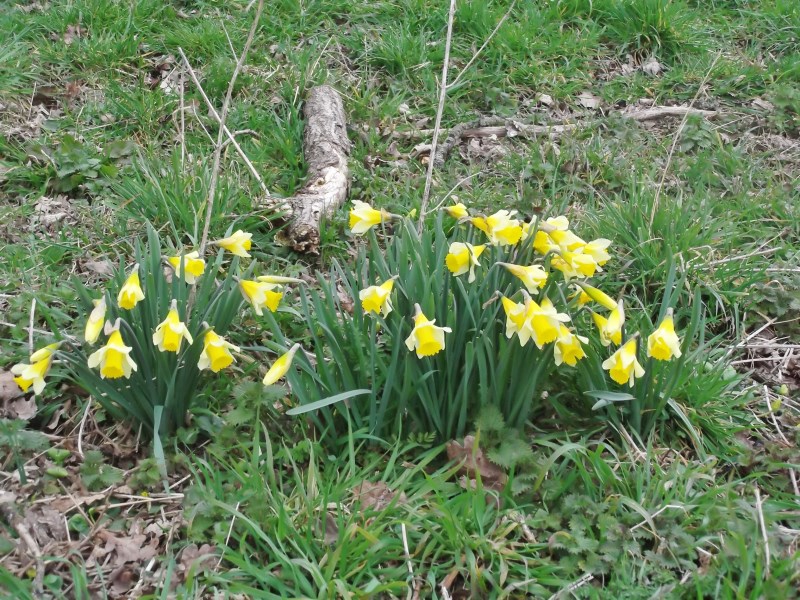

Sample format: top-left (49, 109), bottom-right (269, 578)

top-left (418, 0), bottom-right (457, 232)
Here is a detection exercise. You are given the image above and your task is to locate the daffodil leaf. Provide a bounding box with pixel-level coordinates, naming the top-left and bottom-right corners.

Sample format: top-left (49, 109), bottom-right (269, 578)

top-left (586, 391), bottom-right (636, 411)
top-left (287, 389), bottom-right (371, 416)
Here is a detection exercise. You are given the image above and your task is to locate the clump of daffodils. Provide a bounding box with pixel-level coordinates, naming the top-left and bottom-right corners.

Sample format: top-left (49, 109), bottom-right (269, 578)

top-left (347, 200), bottom-right (685, 391)
top-left (11, 227), bottom-right (306, 440)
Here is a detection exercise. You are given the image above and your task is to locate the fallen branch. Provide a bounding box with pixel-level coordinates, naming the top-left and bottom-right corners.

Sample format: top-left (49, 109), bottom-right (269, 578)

top-left (266, 85), bottom-right (351, 254)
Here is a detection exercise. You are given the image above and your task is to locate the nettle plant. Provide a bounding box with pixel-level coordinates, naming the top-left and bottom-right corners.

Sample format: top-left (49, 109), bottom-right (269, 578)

top-left (13, 226), bottom-right (304, 455)
top-left (269, 201), bottom-right (702, 443)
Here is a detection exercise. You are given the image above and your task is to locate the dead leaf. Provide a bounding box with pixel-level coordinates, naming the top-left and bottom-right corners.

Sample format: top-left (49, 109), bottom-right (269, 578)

top-left (752, 98), bottom-right (774, 112)
top-left (577, 91), bottom-right (601, 109)
top-left (641, 57), bottom-right (663, 76)
top-left (49, 493), bottom-right (106, 514)
top-left (446, 435), bottom-right (508, 491)
top-left (353, 480), bottom-right (408, 512)
top-left (95, 530), bottom-right (158, 566)
top-left (536, 93), bottom-right (553, 106)
top-left (52, 24), bottom-right (86, 45)
top-left (336, 284), bottom-right (354, 315)
top-left (23, 506), bottom-right (68, 546)
top-left (82, 258), bottom-right (114, 277)
top-left (0, 371), bottom-right (23, 403)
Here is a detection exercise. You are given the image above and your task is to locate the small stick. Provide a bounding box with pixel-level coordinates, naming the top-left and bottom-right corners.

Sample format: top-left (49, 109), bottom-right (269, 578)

top-left (418, 0), bottom-right (457, 231)
top-left (650, 52), bottom-right (720, 227)
top-left (401, 522), bottom-right (414, 577)
top-left (28, 298), bottom-right (36, 354)
top-left (77, 396), bottom-right (93, 458)
top-left (198, 0), bottom-right (265, 257)
top-left (216, 501), bottom-right (241, 569)
top-left (447, 0), bottom-right (516, 90)
top-left (179, 67), bottom-right (186, 168)
top-left (178, 48), bottom-right (269, 196)
top-left (754, 487), bottom-right (770, 578)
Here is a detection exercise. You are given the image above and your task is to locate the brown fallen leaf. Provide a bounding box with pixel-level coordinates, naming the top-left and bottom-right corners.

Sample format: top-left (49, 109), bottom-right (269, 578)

top-left (95, 530), bottom-right (159, 566)
top-left (577, 91), bottom-right (601, 110)
top-left (353, 480), bottom-right (408, 512)
top-left (23, 506), bottom-right (68, 547)
top-left (446, 435), bottom-right (508, 491)
top-left (82, 258), bottom-right (114, 277)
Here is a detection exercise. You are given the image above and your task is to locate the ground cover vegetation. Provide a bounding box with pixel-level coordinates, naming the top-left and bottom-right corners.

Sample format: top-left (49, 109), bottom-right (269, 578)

top-left (1, 0), bottom-right (798, 597)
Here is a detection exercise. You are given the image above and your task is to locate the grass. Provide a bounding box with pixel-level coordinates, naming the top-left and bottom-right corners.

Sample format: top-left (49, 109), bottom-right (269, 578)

top-left (0, 0), bottom-right (798, 597)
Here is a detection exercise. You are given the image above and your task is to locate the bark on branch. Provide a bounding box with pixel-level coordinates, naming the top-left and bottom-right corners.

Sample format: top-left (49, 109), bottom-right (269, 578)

top-left (268, 85), bottom-right (351, 254)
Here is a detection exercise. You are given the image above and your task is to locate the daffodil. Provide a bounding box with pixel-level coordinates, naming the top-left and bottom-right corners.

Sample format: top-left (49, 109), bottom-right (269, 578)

top-left (554, 326), bottom-right (588, 367)
top-left (471, 210), bottom-right (523, 246)
top-left (239, 279), bottom-right (283, 316)
top-left (502, 294), bottom-right (569, 348)
top-left (84, 297), bottom-right (107, 344)
top-left (592, 301), bottom-right (624, 346)
top-left (647, 312), bottom-right (682, 361)
top-left (87, 327), bottom-right (137, 379)
top-left (543, 216), bottom-right (569, 231)
top-left (405, 305), bottom-right (451, 358)
top-left (349, 201), bottom-right (391, 234)
top-left (359, 279), bottom-right (395, 316)
top-left (198, 328), bottom-right (240, 372)
top-left (603, 338), bottom-right (645, 386)
top-left (446, 242), bottom-right (486, 283)
top-left (168, 251), bottom-right (206, 284)
top-left (118, 265), bottom-right (144, 310)
top-left (528, 297), bottom-right (572, 349)
top-left (498, 262), bottom-right (547, 293)
top-left (502, 296), bottom-right (533, 346)
top-left (11, 343), bottom-right (59, 395)
top-left (548, 229), bottom-right (586, 252)
top-left (152, 300), bottom-right (194, 353)
top-left (583, 238), bottom-right (612, 266)
top-left (212, 230), bottom-right (252, 257)
top-left (263, 343), bottom-right (301, 386)
top-left (552, 248), bottom-right (603, 280)
top-left (575, 282), bottom-right (617, 311)
top-left (444, 202), bottom-right (469, 219)
top-left (533, 230), bottom-right (559, 255)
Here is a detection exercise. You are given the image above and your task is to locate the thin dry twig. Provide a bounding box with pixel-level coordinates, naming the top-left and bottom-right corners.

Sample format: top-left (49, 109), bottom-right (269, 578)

top-left (198, 0), bottom-right (265, 257)
top-left (418, 0), bottom-right (457, 232)
top-left (177, 48), bottom-right (269, 197)
top-left (447, 0), bottom-right (516, 90)
top-left (28, 298), bottom-right (36, 355)
top-left (650, 52), bottom-right (720, 227)
top-left (754, 487), bottom-right (771, 578)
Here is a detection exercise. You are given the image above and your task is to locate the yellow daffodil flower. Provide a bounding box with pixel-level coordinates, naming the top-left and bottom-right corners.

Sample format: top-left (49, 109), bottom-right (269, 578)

top-left (592, 300), bottom-right (625, 346)
top-left (647, 311), bottom-right (682, 361)
top-left (84, 297), bottom-right (107, 344)
top-left (198, 329), bottom-right (240, 372)
top-left (168, 251), bottom-right (206, 284)
top-left (502, 296), bottom-right (531, 346)
top-left (263, 343), bottom-right (301, 386)
top-left (405, 305), bottom-right (451, 358)
top-left (575, 282), bottom-right (617, 311)
top-left (552, 250), bottom-right (600, 280)
top-left (349, 201), bottom-right (391, 234)
top-left (87, 327), bottom-right (137, 379)
top-left (498, 262), bottom-right (547, 294)
top-left (528, 297), bottom-right (572, 349)
top-left (152, 300), bottom-right (194, 353)
top-left (118, 265), bottom-right (144, 310)
top-left (602, 337), bottom-right (645, 386)
top-left (543, 216), bottom-right (569, 231)
top-left (359, 279), bottom-right (395, 316)
top-left (583, 238), bottom-right (612, 266)
top-left (471, 210), bottom-right (523, 246)
top-left (11, 343), bottom-right (59, 395)
top-left (548, 229), bottom-right (586, 252)
top-left (446, 242), bottom-right (486, 283)
top-left (533, 230), bottom-right (559, 255)
top-left (554, 325), bottom-right (588, 367)
top-left (212, 230), bottom-right (252, 257)
top-left (444, 202), bottom-right (469, 219)
top-left (239, 279), bottom-right (283, 316)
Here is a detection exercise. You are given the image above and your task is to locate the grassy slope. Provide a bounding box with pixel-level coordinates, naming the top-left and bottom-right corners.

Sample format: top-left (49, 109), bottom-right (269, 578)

top-left (1, 0), bottom-right (798, 598)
